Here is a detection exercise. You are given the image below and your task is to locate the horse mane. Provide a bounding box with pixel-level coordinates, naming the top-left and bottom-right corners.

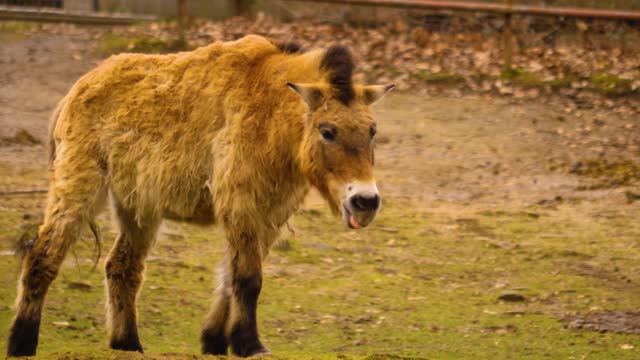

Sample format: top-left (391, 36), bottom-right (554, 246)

top-left (320, 45), bottom-right (355, 105)
top-left (276, 41), bottom-right (356, 105)
top-left (276, 41), bottom-right (305, 54)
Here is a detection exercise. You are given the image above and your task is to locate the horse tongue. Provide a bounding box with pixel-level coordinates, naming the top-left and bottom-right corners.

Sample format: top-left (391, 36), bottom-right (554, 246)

top-left (349, 214), bottom-right (362, 229)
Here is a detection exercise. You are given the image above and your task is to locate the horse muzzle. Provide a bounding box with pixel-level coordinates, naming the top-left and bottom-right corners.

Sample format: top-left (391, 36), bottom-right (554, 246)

top-left (342, 182), bottom-right (380, 229)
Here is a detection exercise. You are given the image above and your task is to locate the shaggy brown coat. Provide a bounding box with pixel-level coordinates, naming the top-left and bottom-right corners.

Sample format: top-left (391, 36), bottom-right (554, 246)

top-left (7, 35), bottom-right (392, 357)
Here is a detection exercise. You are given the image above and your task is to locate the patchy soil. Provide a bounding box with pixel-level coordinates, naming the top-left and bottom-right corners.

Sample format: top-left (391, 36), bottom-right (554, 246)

top-left (0, 129), bottom-right (41, 147)
top-left (1, 23), bottom-right (640, 360)
top-left (566, 311), bottom-right (640, 335)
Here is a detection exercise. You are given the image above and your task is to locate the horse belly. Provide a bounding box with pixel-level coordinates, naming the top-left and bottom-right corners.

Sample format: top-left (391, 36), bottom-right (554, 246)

top-left (163, 185), bottom-right (215, 225)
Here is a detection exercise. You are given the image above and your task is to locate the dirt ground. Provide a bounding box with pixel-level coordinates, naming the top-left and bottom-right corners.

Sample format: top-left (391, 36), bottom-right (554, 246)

top-left (2, 27), bottom-right (639, 208)
top-left (1, 25), bottom-right (640, 359)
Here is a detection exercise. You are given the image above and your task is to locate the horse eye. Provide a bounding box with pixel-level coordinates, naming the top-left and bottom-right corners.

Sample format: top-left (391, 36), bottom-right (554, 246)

top-left (320, 128), bottom-right (336, 142)
top-left (369, 126), bottom-right (377, 138)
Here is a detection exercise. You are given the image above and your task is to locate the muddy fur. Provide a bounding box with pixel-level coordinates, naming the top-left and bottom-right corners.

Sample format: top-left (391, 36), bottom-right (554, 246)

top-left (7, 35), bottom-right (392, 357)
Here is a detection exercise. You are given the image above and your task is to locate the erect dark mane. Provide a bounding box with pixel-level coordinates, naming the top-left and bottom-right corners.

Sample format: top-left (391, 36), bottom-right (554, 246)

top-left (277, 41), bottom-right (305, 54)
top-left (320, 45), bottom-right (355, 105)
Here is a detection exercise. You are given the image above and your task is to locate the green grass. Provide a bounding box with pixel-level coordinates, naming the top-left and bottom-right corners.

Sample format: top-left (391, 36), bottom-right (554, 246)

top-left (411, 67), bottom-right (637, 98)
top-left (1, 201), bottom-right (639, 359)
top-left (548, 76), bottom-right (577, 90)
top-left (0, 21), bottom-right (35, 34)
top-left (410, 71), bottom-right (466, 85)
top-left (589, 73), bottom-right (635, 97)
top-left (0, 21), bottom-right (36, 41)
top-left (500, 67), bottom-right (545, 87)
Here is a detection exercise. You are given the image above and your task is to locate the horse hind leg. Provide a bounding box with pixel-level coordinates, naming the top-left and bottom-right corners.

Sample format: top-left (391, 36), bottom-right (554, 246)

top-left (105, 198), bottom-right (159, 353)
top-left (7, 160), bottom-right (107, 357)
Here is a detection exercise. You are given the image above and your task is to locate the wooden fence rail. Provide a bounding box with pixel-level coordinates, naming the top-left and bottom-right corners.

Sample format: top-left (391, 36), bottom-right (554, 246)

top-left (286, 0), bottom-right (640, 20)
top-left (0, 4), bottom-right (155, 24)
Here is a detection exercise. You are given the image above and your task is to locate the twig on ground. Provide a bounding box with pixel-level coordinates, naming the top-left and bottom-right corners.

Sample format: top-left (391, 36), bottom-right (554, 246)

top-left (0, 189), bottom-right (48, 196)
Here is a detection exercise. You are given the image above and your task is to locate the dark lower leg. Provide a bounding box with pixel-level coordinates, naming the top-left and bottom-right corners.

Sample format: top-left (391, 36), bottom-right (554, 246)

top-left (227, 247), bottom-right (268, 357)
top-left (8, 224), bottom-right (71, 357)
top-left (7, 160), bottom-right (105, 357)
top-left (7, 317), bottom-right (41, 357)
top-left (105, 280), bottom-right (142, 352)
top-left (108, 323), bottom-right (143, 352)
top-left (229, 274), bottom-right (266, 357)
top-left (105, 235), bottom-right (146, 353)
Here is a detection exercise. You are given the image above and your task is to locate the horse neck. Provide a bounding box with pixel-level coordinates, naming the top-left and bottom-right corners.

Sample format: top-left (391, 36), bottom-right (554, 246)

top-left (252, 51), bottom-right (325, 164)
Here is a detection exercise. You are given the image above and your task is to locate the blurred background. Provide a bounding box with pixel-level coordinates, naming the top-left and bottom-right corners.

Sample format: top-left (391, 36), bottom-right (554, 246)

top-left (1, 1), bottom-right (639, 359)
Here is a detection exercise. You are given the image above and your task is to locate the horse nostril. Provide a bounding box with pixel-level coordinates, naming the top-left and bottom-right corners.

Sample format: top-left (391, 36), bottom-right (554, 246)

top-left (350, 194), bottom-right (380, 212)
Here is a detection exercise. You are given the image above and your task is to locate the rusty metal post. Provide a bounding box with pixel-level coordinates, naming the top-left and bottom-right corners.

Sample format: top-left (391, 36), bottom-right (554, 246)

top-left (177, 0), bottom-right (188, 45)
top-left (503, 0), bottom-right (513, 71)
top-left (619, 21), bottom-right (627, 56)
top-left (178, 0), bottom-right (188, 27)
top-left (234, 0), bottom-right (253, 16)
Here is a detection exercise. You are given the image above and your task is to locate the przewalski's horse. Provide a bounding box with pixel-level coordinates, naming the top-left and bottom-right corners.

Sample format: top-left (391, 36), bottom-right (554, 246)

top-left (7, 35), bottom-right (393, 357)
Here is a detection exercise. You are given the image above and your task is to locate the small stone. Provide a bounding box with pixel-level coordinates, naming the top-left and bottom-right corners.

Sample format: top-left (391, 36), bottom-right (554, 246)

top-left (498, 291), bottom-right (526, 302)
top-left (67, 281), bottom-right (92, 291)
top-left (625, 191), bottom-right (640, 204)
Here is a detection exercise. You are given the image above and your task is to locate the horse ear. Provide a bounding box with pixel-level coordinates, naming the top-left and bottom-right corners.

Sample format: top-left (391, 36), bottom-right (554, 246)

top-left (362, 84), bottom-right (395, 105)
top-left (287, 82), bottom-right (325, 110)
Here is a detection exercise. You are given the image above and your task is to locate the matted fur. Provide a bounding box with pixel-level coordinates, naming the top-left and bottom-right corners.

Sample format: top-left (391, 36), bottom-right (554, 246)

top-left (7, 35), bottom-right (391, 357)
